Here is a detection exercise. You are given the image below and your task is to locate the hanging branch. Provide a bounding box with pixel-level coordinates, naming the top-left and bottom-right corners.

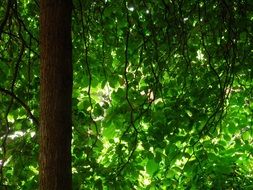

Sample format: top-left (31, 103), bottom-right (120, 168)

top-left (78, 0), bottom-right (99, 155)
top-left (0, 87), bottom-right (39, 127)
top-left (117, 1), bottom-right (139, 175)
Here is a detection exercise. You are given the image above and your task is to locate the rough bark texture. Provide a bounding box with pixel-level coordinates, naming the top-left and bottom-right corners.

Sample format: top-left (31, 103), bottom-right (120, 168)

top-left (39, 0), bottom-right (72, 189)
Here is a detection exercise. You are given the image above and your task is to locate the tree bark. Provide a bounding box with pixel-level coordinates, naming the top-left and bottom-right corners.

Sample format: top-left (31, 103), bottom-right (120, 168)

top-left (39, 0), bottom-right (72, 189)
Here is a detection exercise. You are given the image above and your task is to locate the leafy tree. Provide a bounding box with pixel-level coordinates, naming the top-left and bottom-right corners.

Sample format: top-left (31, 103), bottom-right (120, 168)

top-left (0, 0), bottom-right (253, 189)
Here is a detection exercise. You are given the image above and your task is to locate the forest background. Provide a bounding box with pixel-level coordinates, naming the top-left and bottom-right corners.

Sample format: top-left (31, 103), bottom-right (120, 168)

top-left (0, 0), bottom-right (253, 189)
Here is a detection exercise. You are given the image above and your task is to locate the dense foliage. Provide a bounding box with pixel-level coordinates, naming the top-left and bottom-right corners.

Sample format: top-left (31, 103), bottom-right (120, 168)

top-left (0, 0), bottom-right (253, 189)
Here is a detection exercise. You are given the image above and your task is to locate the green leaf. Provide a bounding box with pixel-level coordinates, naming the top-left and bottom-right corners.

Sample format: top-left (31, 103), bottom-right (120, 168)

top-left (242, 131), bottom-right (250, 141)
top-left (227, 122), bottom-right (237, 134)
top-left (102, 123), bottom-right (116, 139)
top-left (146, 159), bottom-right (159, 176)
top-left (93, 104), bottom-right (104, 117)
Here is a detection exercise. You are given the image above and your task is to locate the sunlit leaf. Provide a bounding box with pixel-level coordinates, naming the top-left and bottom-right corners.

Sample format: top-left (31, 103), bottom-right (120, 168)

top-left (146, 159), bottom-right (159, 176)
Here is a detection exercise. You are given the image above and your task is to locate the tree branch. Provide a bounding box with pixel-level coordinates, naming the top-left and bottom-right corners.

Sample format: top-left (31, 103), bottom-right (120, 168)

top-left (0, 87), bottom-right (39, 127)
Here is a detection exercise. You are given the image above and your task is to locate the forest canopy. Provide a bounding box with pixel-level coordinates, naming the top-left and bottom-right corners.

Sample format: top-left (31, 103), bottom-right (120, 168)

top-left (0, 0), bottom-right (253, 189)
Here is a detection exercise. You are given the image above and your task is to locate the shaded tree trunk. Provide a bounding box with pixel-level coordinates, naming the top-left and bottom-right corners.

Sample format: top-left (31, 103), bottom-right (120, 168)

top-left (39, 0), bottom-right (72, 189)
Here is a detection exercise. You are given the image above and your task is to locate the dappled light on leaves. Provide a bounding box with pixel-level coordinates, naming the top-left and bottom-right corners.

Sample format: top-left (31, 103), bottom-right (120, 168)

top-left (0, 0), bottom-right (253, 189)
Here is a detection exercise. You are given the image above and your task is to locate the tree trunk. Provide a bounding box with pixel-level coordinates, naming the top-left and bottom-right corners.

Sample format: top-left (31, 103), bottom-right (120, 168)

top-left (39, 0), bottom-right (72, 189)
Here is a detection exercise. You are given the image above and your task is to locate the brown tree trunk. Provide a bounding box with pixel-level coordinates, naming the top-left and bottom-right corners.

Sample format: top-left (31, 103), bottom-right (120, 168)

top-left (39, 0), bottom-right (72, 189)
